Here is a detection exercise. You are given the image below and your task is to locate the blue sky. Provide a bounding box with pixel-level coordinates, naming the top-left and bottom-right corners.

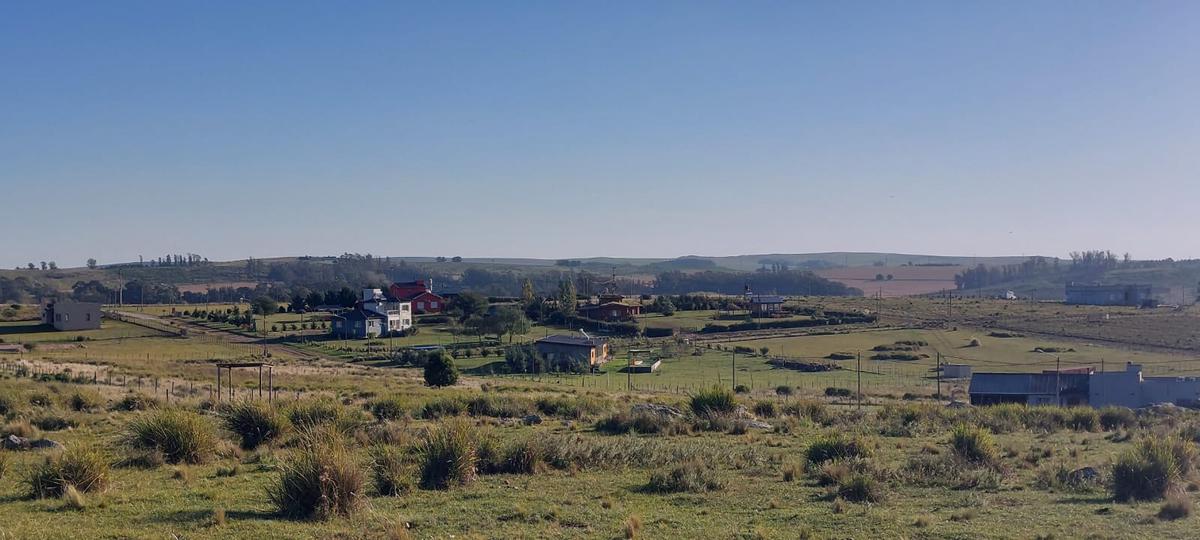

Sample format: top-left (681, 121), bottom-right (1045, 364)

top-left (2, 1), bottom-right (1198, 268)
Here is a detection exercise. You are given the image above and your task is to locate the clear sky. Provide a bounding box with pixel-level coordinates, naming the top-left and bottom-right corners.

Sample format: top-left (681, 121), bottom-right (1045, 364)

top-left (3, 1), bottom-right (1198, 268)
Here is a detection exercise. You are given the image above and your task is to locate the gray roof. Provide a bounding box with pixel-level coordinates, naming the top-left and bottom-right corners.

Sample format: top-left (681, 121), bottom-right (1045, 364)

top-left (748, 295), bottom-right (785, 304)
top-left (536, 334), bottom-right (607, 348)
top-left (333, 308), bottom-right (386, 322)
top-left (968, 373), bottom-right (1059, 395)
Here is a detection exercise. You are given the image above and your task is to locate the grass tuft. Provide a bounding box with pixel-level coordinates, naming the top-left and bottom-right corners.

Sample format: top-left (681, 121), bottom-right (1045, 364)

top-left (221, 400), bottom-right (287, 450)
top-left (125, 408), bottom-right (217, 465)
top-left (269, 426), bottom-right (365, 520)
top-left (645, 459), bottom-right (724, 493)
top-left (418, 419), bottom-right (478, 489)
top-left (26, 445), bottom-right (110, 498)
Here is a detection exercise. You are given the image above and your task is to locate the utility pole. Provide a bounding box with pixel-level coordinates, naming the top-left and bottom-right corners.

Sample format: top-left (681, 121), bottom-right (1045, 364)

top-left (936, 352), bottom-right (942, 402)
top-left (856, 351), bottom-right (862, 410)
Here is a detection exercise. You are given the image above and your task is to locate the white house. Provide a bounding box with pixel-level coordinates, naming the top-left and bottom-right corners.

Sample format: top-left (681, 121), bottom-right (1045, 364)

top-left (361, 288), bottom-right (412, 334)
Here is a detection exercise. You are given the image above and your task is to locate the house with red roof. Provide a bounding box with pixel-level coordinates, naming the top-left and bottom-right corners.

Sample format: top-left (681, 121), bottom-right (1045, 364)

top-left (388, 280), bottom-right (446, 314)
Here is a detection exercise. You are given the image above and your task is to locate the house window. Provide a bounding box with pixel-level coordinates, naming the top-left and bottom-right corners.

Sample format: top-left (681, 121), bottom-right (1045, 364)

top-left (86, 313), bottom-right (91, 321)
top-left (430, 301), bottom-right (438, 308)
top-left (417, 302), bottom-right (425, 310)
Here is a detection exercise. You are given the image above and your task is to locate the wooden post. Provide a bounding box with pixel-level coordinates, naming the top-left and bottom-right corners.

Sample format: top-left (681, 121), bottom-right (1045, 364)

top-left (258, 366), bottom-right (263, 399)
top-left (216, 365), bottom-right (221, 402)
top-left (268, 366), bottom-right (273, 404)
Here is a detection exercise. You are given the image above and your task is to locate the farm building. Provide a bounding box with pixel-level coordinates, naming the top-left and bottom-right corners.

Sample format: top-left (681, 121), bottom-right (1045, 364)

top-left (942, 364), bottom-right (972, 379)
top-left (330, 308), bottom-right (386, 339)
top-left (578, 301), bottom-right (641, 321)
top-left (42, 300), bottom-right (101, 331)
top-left (970, 363), bottom-right (1200, 408)
top-left (388, 280), bottom-right (446, 314)
top-left (968, 369), bottom-right (1091, 406)
top-left (746, 294), bottom-right (784, 316)
top-left (1064, 283), bottom-right (1154, 307)
top-left (1090, 363), bottom-right (1200, 408)
top-left (534, 334), bottom-right (611, 367)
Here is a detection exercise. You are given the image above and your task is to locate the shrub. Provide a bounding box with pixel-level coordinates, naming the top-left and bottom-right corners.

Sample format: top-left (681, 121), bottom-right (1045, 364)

top-left (775, 385), bottom-right (794, 397)
top-left (690, 386), bottom-right (736, 416)
top-left (424, 353), bottom-right (459, 387)
top-left (837, 473), bottom-right (886, 503)
top-left (125, 409), bottom-right (217, 465)
top-left (1100, 407), bottom-right (1137, 431)
top-left (222, 400), bottom-right (287, 450)
top-left (270, 427), bottom-right (365, 520)
top-left (733, 384), bottom-right (750, 394)
top-left (806, 434), bottom-right (873, 464)
top-left (824, 387), bottom-right (852, 398)
top-left (418, 419), bottom-right (478, 489)
top-left (26, 445), bottom-right (110, 498)
top-left (370, 445), bottom-right (414, 496)
top-left (112, 393), bottom-right (159, 411)
top-left (645, 459), bottom-right (724, 493)
top-left (536, 396), bottom-right (608, 419)
top-left (950, 424), bottom-right (998, 465)
top-left (1112, 438), bottom-right (1188, 501)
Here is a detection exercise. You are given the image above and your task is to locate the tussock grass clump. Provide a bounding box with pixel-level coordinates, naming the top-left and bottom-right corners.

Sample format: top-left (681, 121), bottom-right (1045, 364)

top-left (535, 395), bottom-right (607, 419)
top-left (1111, 438), bottom-right (1191, 501)
top-left (2, 419), bottom-right (38, 439)
top-left (645, 459), bottom-right (724, 493)
top-left (61, 484), bottom-right (87, 510)
top-left (287, 398), bottom-right (356, 430)
top-left (369, 396), bottom-right (409, 421)
top-left (32, 413), bottom-right (77, 432)
top-left (26, 445), bottom-right (110, 498)
top-left (752, 401), bottom-right (778, 418)
top-left (66, 389), bottom-right (102, 412)
top-left (1034, 462), bottom-right (1103, 493)
top-left (125, 409), bottom-right (217, 465)
top-left (113, 393), bottom-right (159, 411)
top-left (270, 427), bottom-right (365, 520)
top-left (0, 393), bottom-right (15, 416)
top-left (900, 454), bottom-right (1001, 490)
top-left (418, 419), bottom-right (478, 489)
top-left (623, 515), bottom-right (642, 539)
top-left (837, 472), bottom-right (886, 503)
top-left (805, 434), bottom-right (874, 464)
top-left (222, 400), bottom-right (287, 450)
top-left (468, 395), bottom-right (535, 419)
top-left (370, 445), bottom-right (414, 496)
top-left (595, 410), bottom-right (685, 436)
top-left (0, 451), bottom-right (9, 480)
top-left (28, 392), bottom-right (54, 408)
top-left (950, 424), bottom-right (998, 465)
top-left (689, 387), bottom-right (736, 417)
top-left (1066, 408), bottom-right (1100, 432)
top-left (781, 400), bottom-right (831, 426)
top-left (418, 396), bottom-right (467, 419)
top-left (1099, 406), bottom-right (1137, 431)
top-left (1158, 492), bottom-right (1192, 521)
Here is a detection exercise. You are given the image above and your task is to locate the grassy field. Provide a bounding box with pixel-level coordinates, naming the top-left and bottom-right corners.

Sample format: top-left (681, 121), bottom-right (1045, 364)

top-left (2, 371), bottom-right (1199, 539)
top-left (0, 319), bottom-right (166, 344)
top-left (6, 297), bottom-right (1200, 538)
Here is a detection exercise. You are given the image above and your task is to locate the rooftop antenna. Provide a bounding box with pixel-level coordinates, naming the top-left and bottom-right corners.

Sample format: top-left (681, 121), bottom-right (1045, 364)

top-left (579, 329), bottom-right (592, 341)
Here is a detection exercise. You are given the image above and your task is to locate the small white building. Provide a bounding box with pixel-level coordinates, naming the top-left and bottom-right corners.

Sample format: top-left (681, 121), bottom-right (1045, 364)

top-left (943, 364), bottom-right (972, 379)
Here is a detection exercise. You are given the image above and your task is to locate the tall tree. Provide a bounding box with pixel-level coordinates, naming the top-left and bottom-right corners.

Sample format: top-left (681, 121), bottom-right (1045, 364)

top-left (557, 279), bottom-right (577, 316)
top-left (493, 305), bottom-right (531, 343)
top-left (520, 278), bottom-right (536, 305)
top-left (86, 258), bottom-right (97, 269)
top-left (449, 292), bottom-right (488, 323)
